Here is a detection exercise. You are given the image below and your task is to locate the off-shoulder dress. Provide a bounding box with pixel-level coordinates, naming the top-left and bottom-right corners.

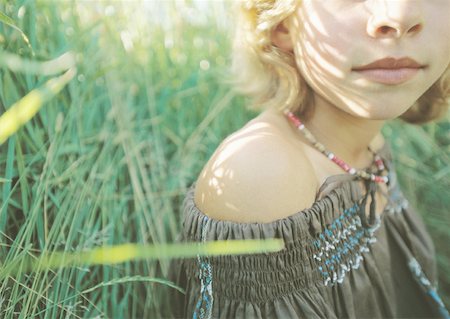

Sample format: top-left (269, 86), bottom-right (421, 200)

top-left (167, 143), bottom-right (449, 319)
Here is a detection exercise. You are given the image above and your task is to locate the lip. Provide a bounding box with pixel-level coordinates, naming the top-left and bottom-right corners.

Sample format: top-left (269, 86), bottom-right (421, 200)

top-left (353, 57), bottom-right (425, 70)
top-left (352, 57), bottom-right (426, 85)
top-left (354, 68), bottom-right (422, 85)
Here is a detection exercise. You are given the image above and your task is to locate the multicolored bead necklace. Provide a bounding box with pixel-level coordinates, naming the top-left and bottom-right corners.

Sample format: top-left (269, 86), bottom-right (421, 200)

top-left (284, 110), bottom-right (389, 185)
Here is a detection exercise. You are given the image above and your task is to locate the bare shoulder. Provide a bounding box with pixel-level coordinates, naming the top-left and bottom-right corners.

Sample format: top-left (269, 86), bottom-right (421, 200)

top-left (194, 113), bottom-right (318, 223)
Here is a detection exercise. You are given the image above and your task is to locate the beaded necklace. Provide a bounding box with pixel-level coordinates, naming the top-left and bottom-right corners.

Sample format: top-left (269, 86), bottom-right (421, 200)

top-left (284, 110), bottom-right (389, 185)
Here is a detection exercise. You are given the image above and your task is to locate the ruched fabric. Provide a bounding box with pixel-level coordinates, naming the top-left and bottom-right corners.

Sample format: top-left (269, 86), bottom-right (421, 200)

top-left (167, 143), bottom-right (448, 319)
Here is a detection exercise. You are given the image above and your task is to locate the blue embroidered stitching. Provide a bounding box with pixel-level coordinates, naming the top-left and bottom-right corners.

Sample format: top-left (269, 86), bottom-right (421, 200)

top-left (312, 203), bottom-right (381, 286)
top-left (408, 257), bottom-right (450, 319)
top-left (193, 216), bottom-right (213, 319)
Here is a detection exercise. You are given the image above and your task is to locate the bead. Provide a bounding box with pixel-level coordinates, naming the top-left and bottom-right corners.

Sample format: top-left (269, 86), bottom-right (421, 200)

top-left (375, 158), bottom-right (384, 167)
top-left (304, 131), bottom-right (314, 140)
top-left (286, 112), bottom-right (301, 127)
top-left (284, 112), bottom-right (389, 184)
top-left (374, 176), bottom-right (383, 183)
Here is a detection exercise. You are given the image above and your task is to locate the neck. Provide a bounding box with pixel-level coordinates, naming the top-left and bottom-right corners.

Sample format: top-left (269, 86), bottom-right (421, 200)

top-left (302, 94), bottom-right (385, 169)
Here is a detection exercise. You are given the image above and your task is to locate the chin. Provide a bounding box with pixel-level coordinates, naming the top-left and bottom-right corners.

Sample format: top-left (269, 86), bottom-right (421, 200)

top-left (347, 108), bottom-right (408, 121)
top-left (344, 99), bottom-right (414, 121)
top-left (367, 114), bottom-right (402, 121)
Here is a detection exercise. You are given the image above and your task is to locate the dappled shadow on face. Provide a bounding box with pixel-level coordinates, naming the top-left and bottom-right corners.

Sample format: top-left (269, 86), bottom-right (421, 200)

top-left (290, 0), bottom-right (430, 120)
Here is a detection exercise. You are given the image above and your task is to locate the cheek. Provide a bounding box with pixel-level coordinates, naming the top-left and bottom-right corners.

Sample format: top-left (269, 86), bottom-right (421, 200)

top-left (293, 30), bottom-right (352, 105)
top-left (435, 33), bottom-right (450, 71)
top-left (296, 2), bottom-right (361, 71)
top-left (424, 5), bottom-right (450, 74)
top-left (293, 8), bottom-right (357, 88)
top-left (293, 30), bottom-right (344, 90)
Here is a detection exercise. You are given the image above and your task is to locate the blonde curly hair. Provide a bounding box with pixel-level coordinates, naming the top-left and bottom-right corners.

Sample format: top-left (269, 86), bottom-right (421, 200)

top-left (231, 0), bottom-right (450, 124)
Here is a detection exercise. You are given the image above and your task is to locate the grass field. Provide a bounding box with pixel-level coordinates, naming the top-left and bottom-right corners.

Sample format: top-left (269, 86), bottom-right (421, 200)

top-left (0, 1), bottom-right (448, 317)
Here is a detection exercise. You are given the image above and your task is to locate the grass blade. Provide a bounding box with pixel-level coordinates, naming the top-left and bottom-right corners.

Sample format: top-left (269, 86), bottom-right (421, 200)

top-left (0, 239), bottom-right (285, 279)
top-left (0, 50), bottom-right (76, 75)
top-left (0, 67), bottom-right (77, 145)
top-left (0, 10), bottom-right (33, 53)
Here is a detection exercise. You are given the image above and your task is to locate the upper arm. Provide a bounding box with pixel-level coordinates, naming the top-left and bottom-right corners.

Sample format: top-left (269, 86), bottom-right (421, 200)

top-left (194, 131), bottom-right (318, 223)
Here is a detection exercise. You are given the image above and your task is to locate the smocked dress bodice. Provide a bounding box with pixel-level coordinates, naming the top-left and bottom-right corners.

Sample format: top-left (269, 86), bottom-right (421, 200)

top-left (167, 143), bottom-right (449, 319)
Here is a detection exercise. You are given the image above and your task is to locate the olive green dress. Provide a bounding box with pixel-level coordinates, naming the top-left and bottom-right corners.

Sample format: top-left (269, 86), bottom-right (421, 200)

top-left (168, 143), bottom-right (449, 318)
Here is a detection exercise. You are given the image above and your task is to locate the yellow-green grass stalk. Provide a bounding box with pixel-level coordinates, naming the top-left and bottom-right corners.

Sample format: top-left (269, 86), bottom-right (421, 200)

top-left (0, 67), bottom-right (76, 145)
top-left (0, 10), bottom-right (33, 54)
top-left (0, 50), bottom-right (76, 75)
top-left (0, 239), bottom-right (284, 279)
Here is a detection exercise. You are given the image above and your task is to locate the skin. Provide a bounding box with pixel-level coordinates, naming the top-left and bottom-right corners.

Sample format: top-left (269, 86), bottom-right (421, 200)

top-left (194, 0), bottom-right (450, 222)
top-left (273, 0), bottom-right (450, 168)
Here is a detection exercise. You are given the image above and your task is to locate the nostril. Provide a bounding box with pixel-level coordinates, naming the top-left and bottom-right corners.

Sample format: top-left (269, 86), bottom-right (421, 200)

top-left (379, 26), bottom-right (392, 34)
top-left (408, 24), bottom-right (422, 33)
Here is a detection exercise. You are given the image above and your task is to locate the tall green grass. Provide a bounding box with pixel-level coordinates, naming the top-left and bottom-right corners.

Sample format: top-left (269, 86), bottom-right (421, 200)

top-left (0, 1), bottom-right (448, 317)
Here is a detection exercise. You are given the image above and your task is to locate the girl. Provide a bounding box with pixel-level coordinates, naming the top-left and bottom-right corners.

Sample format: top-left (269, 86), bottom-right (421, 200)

top-left (169, 0), bottom-right (450, 318)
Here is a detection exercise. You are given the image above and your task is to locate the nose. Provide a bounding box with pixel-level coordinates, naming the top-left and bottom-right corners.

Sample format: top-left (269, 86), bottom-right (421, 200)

top-left (367, 0), bottom-right (424, 38)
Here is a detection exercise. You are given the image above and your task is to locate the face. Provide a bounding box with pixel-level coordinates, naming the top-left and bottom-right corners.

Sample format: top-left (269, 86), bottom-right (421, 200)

top-left (288, 0), bottom-right (450, 120)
